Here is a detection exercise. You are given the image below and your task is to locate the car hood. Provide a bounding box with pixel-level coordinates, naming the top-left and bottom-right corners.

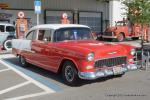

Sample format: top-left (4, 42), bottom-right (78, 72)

top-left (54, 40), bottom-right (129, 59)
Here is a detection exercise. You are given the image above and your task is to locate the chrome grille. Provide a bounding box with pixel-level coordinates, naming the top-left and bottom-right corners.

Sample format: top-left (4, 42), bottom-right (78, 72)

top-left (94, 56), bottom-right (127, 68)
top-left (103, 32), bottom-right (113, 36)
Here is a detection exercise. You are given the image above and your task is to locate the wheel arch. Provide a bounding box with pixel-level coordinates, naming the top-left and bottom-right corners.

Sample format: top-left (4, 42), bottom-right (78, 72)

top-left (57, 58), bottom-right (79, 74)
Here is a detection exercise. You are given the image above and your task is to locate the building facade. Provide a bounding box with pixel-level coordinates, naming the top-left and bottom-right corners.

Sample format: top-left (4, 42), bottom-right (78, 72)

top-left (0, 0), bottom-right (125, 33)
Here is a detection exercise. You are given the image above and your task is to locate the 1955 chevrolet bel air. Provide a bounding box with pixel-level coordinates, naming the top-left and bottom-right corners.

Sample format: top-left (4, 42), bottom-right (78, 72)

top-left (12, 24), bottom-right (138, 86)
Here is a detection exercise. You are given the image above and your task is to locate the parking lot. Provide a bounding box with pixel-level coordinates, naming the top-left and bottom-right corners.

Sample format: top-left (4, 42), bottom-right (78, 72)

top-left (0, 40), bottom-right (150, 100)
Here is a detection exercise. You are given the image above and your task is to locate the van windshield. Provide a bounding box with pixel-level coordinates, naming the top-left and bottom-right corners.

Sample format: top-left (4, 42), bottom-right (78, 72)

top-left (6, 26), bottom-right (15, 32)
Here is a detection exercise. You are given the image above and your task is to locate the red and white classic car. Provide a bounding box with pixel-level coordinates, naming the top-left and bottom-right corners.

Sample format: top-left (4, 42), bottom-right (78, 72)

top-left (12, 24), bottom-right (138, 86)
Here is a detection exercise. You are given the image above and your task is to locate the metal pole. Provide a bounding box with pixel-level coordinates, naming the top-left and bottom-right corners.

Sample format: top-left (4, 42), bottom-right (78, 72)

top-left (37, 14), bottom-right (39, 25)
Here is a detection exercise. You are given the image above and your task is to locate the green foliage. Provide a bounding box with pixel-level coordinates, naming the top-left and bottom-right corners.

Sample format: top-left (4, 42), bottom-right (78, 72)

top-left (123, 0), bottom-right (150, 26)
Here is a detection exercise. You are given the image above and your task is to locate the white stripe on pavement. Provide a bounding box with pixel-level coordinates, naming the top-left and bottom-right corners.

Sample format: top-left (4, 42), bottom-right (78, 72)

top-left (0, 81), bottom-right (31, 95)
top-left (0, 68), bottom-right (10, 73)
top-left (5, 92), bottom-right (50, 100)
top-left (0, 54), bottom-right (15, 59)
top-left (0, 60), bottom-right (55, 93)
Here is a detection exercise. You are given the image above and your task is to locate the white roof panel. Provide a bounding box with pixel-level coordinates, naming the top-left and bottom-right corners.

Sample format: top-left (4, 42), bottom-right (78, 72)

top-left (31, 24), bottom-right (90, 30)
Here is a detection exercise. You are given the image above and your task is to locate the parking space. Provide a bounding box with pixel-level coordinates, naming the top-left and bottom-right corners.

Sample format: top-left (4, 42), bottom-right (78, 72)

top-left (0, 54), bottom-right (59, 100)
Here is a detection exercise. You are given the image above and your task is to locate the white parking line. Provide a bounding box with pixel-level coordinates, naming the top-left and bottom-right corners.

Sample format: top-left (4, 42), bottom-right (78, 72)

top-left (5, 91), bottom-right (50, 100)
top-left (0, 81), bottom-right (31, 95)
top-left (0, 54), bottom-right (15, 59)
top-left (0, 68), bottom-right (10, 73)
top-left (0, 60), bottom-right (55, 93)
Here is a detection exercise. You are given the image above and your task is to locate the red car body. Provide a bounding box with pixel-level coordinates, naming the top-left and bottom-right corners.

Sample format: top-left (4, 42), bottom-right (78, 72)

top-left (12, 24), bottom-right (138, 85)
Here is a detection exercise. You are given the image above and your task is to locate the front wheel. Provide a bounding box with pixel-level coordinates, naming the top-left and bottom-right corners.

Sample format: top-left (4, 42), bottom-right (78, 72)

top-left (62, 61), bottom-right (79, 86)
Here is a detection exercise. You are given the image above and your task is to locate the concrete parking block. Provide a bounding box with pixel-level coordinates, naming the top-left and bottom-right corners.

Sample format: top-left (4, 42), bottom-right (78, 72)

top-left (0, 83), bottom-right (45, 99)
top-left (0, 70), bottom-right (27, 91)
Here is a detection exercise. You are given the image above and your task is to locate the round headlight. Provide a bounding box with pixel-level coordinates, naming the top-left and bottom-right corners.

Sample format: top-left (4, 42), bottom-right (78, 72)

top-left (87, 53), bottom-right (94, 61)
top-left (130, 49), bottom-right (136, 56)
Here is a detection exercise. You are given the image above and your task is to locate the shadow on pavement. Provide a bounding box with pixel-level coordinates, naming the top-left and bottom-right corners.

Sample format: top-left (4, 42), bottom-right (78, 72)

top-left (3, 57), bottom-right (125, 87)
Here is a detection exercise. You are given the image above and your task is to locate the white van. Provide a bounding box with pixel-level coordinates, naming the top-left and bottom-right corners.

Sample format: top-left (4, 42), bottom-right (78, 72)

top-left (0, 23), bottom-right (16, 50)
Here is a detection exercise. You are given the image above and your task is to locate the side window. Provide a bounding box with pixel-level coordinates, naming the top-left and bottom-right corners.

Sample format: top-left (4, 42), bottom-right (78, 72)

top-left (54, 30), bottom-right (64, 42)
top-left (54, 29), bottom-right (74, 42)
top-left (38, 29), bottom-right (51, 42)
top-left (26, 30), bottom-right (37, 40)
top-left (0, 25), bottom-right (5, 32)
top-left (6, 26), bottom-right (15, 32)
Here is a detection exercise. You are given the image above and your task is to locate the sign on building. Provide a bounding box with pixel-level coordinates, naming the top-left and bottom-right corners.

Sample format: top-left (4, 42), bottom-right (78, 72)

top-left (0, 3), bottom-right (9, 9)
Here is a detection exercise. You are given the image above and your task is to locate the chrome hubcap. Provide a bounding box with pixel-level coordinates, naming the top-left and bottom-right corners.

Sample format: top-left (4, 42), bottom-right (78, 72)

top-left (65, 65), bottom-right (74, 82)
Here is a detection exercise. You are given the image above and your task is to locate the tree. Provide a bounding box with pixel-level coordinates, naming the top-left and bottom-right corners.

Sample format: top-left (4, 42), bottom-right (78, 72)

top-left (123, 0), bottom-right (150, 69)
top-left (123, 0), bottom-right (150, 43)
top-left (123, 0), bottom-right (150, 25)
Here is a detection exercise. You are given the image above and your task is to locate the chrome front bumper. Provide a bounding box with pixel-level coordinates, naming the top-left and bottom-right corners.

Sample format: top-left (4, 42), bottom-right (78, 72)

top-left (102, 35), bottom-right (117, 39)
top-left (78, 64), bottom-right (138, 80)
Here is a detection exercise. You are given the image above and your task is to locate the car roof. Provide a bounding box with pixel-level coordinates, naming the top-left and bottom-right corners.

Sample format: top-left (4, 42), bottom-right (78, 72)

top-left (0, 23), bottom-right (14, 26)
top-left (30, 24), bottom-right (90, 30)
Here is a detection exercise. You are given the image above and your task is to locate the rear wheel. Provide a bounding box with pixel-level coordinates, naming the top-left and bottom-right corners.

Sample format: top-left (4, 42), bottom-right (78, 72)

top-left (117, 33), bottom-right (125, 42)
top-left (19, 55), bottom-right (28, 67)
top-left (62, 61), bottom-right (80, 86)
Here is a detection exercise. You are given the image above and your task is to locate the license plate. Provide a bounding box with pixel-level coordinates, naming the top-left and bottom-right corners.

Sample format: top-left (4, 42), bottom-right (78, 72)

top-left (113, 67), bottom-right (122, 75)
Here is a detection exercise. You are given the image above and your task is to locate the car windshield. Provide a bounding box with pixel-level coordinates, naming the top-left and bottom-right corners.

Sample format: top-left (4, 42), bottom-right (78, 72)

top-left (54, 27), bottom-right (93, 42)
top-left (116, 21), bottom-right (127, 26)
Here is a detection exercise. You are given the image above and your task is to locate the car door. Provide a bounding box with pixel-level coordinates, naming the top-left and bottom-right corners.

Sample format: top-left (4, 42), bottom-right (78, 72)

top-left (24, 30), bottom-right (38, 63)
top-left (31, 29), bottom-right (56, 71)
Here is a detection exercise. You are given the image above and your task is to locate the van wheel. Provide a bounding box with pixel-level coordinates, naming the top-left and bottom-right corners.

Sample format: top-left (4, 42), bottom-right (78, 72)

top-left (117, 33), bottom-right (125, 42)
top-left (19, 55), bottom-right (28, 67)
top-left (62, 61), bottom-right (79, 86)
top-left (3, 39), bottom-right (12, 51)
